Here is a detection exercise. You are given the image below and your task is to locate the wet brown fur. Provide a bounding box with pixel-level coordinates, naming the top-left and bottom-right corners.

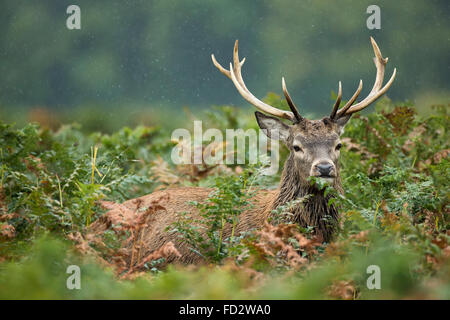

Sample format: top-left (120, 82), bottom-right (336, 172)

top-left (103, 117), bottom-right (344, 266)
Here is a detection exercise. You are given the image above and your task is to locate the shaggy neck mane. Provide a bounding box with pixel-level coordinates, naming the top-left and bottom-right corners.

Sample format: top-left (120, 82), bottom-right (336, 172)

top-left (268, 155), bottom-right (342, 242)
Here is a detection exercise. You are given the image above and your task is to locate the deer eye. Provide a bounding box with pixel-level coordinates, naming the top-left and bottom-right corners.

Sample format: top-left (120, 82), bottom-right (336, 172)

top-left (335, 143), bottom-right (342, 151)
top-left (293, 145), bottom-right (302, 152)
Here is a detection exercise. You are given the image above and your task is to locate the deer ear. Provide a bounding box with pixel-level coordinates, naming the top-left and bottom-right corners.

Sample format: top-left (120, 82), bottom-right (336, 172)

top-left (255, 111), bottom-right (290, 142)
top-left (335, 114), bottom-right (352, 134)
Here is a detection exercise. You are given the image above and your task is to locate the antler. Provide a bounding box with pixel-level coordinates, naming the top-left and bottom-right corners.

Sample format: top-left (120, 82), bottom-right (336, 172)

top-left (211, 40), bottom-right (301, 122)
top-left (282, 77), bottom-right (303, 123)
top-left (331, 37), bottom-right (396, 120)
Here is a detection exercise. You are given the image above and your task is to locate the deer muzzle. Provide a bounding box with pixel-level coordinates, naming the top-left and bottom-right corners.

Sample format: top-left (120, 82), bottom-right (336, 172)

top-left (311, 161), bottom-right (336, 179)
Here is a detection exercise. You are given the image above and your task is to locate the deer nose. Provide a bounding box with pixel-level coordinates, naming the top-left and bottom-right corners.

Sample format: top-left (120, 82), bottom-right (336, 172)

top-left (316, 163), bottom-right (333, 176)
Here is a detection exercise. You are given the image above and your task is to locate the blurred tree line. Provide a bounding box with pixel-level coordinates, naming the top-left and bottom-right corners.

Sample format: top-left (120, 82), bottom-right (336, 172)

top-left (0, 0), bottom-right (448, 117)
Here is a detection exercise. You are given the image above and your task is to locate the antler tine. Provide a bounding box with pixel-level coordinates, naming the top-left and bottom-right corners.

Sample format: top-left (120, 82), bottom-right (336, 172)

top-left (282, 77), bottom-right (302, 122)
top-left (336, 79), bottom-right (363, 118)
top-left (231, 40), bottom-right (248, 91)
top-left (337, 37), bottom-right (396, 117)
top-left (329, 81), bottom-right (342, 119)
top-left (212, 40), bottom-right (295, 121)
top-left (211, 44), bottom-right (247, 86)
top-left (211, 54), bottom-right (232, 79)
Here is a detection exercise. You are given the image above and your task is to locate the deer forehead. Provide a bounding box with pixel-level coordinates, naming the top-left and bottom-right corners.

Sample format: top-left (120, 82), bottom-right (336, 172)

top-left (291, 119), bottom-right (340, 146)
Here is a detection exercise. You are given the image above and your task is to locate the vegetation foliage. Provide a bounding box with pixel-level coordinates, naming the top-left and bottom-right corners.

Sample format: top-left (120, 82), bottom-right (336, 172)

top-left (0, 99), bottom-right (449, 299)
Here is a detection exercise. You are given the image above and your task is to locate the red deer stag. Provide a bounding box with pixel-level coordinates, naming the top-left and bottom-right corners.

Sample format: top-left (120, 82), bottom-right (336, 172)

top-left (97, 37), bottom-right (396, 265)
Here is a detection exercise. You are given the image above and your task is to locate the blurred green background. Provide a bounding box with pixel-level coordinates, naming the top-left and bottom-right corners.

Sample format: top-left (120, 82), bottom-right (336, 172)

top-left (0, 0), bottom-right (449, 130)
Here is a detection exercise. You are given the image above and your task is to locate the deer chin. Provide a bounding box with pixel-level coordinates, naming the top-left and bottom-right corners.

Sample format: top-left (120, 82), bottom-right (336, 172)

top-left (313, 175), bottom-right (336, 183)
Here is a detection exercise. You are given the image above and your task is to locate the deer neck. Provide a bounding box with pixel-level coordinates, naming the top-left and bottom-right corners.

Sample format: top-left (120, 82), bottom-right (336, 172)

top-left (268, 155), bottom-right (342, 241)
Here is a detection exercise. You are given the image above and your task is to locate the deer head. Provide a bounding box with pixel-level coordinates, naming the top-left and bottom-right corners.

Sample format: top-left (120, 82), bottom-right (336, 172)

top-left (212, 38), bottom-right (396, 185)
